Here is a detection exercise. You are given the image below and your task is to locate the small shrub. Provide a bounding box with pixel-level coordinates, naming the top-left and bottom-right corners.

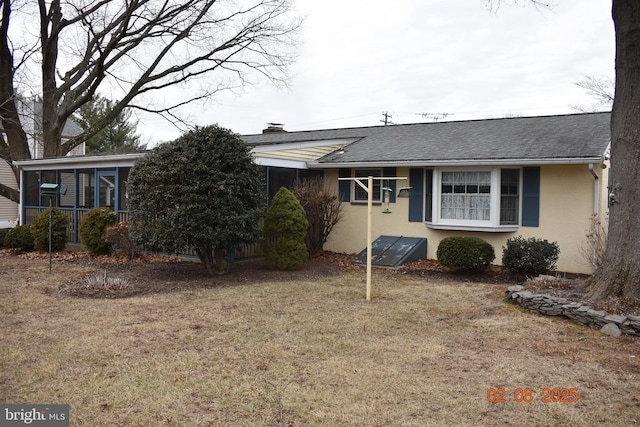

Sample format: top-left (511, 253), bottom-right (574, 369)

top-left (580, 212), bottom-right (607, 269)
top-left (502, 236), bottom-right (560, 275)
top-left (264, 187), bottom-right (309, 270)
top-left (80, 208), bottom-right (117, 255)
top-left (105, 221), bottom-right (140, 259)
top-left (31, 207), bottom-right (68, 252)
top-left (3, 224), bottom-right (34, 251)
top-left (0, 228), bottom-right (11, 247)
top-left (82, 271), bottom-right (130, 291)
top-left (436, 236), bottom-right (496, 271)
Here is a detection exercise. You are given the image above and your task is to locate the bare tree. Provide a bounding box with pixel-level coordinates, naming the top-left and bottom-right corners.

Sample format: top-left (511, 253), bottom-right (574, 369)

top-left (571, 74), bottom-right (615, 112)
top-left (488, 0), bottom-right (640, 302)
top-left (0, 0), bottom-right (301, 203)
top-left (586, 1), bottom-right (640, 302)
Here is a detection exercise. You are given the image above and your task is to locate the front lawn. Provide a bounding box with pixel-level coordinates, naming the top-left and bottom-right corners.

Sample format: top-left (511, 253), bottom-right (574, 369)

top-left (1, 253), bottom-right (638, 426)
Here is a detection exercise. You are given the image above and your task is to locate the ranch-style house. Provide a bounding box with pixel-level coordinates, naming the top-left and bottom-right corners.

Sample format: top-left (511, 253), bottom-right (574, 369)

top-left (13, 112), bottom-right (610, 274)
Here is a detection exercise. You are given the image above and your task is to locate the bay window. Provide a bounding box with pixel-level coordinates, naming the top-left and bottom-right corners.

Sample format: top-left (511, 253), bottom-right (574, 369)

top-left (422, 167), bottom-right (522, 231)
top-left (440, 171), bottom-right (492, 221)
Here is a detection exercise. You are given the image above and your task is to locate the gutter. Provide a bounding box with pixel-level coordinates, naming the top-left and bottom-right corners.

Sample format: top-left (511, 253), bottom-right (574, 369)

top-left (13, 152), bottom-right (146, 169)
top-left (307, 157), bottom-right (605, 169)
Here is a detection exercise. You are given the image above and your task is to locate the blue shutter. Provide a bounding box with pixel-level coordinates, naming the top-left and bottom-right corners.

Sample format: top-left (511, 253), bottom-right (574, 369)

top-left (522, 167), bottom-right (540, 227)
top-left (408, 168), bottom-right (424, 222)
top-left (338, 168), bottom-right (351, 202)
top-left (383, 167), bottom-right (397, 203)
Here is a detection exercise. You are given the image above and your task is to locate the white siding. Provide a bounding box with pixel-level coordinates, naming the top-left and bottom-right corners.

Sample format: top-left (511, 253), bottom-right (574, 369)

top-left (0, 161), bottom-right (18, 228)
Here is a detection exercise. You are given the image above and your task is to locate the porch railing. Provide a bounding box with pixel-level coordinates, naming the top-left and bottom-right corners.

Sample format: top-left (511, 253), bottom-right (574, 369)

top-left (22, 207), bottom-right (263, 261)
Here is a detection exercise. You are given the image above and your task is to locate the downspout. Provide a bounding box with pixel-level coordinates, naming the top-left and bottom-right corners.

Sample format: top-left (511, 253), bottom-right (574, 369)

top-left (589, 164), bottom-right (600, 214)
top-left (588, 164), bottom-right (600, 269)
top-left (17, 164), bottom-right (24, 226)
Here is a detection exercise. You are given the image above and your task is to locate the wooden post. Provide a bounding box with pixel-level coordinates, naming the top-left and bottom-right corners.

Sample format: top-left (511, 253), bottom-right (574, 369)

top-left (337, 175), bottom-right (406, 301)
top-left (366, 175), bottom-right (373, 301)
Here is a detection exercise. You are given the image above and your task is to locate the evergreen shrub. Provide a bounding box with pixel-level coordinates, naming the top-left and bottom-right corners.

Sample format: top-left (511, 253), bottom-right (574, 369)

top-left (436, 236), bottom-right (495, 271)
top-left (3, 224), bottom-right (34, 251)
top-left (264, 187), bottom-right (309, 270)
top-left (0, 228), bottom-right (11, 247)
top-left (502, 236), bottom-right (560, 275)
top-left (31, 208), bottom-right (68, 252)
top-left (127, 125), bottom-right (265, 275)
top-left (80, 208), bottom-right (117, 255)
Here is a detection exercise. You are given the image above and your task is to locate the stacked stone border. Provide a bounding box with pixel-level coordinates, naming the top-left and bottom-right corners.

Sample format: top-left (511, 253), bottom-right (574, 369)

top-left (505, 285), bottom-right (640, 337)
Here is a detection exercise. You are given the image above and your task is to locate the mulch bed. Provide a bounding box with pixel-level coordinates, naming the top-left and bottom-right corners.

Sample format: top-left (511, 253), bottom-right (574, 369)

top-left (3, 248), bottom-right (639, 316)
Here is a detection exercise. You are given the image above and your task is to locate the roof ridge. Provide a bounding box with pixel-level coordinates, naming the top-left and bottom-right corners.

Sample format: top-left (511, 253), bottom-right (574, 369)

top-left (242, 111), bottom-right (611, 136)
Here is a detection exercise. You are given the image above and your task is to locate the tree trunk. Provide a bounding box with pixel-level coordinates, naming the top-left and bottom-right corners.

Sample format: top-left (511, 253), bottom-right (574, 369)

top-left (196, 246), bottom-right (228, 275)
top-left (41, 0), bottom-right (64, 158)
top-left (214, 248), bottom-right (228, 274)
top-left (196, 246), bottom-right (216, 276)
top-left (0, 0), bottom-right (31, 163)
top-left (587, 0), bottom-right (640, 302)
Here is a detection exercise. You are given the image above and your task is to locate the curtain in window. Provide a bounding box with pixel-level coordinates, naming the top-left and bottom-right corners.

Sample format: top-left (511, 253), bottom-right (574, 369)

top-left (441, 171), bottom-right (491, 221)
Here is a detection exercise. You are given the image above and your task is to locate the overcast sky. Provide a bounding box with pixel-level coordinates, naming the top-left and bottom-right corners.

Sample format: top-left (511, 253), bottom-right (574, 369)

top-left (136, 0), bottom-right (615, 145)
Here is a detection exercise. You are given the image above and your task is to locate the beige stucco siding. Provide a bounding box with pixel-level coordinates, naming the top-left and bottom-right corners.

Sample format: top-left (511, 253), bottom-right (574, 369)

top-left (515, 164), bottom-right (603, 274)
top-left (323, 165), bottom-right (607, 275)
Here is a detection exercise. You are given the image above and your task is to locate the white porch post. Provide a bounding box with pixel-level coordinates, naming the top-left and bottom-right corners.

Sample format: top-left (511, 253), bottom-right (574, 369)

top-left (366, 175), bottom-right (373, 300)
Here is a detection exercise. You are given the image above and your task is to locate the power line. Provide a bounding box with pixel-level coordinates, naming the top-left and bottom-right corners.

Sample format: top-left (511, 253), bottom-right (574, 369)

top-left (415, 112), bottom-right (453, 122)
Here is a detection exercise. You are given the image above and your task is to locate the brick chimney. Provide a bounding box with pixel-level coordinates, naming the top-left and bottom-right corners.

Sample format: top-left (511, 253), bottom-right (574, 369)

top-left (262, 123), bottom-right (286, 134)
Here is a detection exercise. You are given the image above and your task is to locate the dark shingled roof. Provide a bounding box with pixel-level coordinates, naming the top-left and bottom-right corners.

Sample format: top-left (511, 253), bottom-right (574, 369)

top-left (242, 112), bottom-right (610, 166)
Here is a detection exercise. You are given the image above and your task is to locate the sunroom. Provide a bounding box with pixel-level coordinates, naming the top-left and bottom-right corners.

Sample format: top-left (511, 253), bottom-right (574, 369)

top-left (14, 147), bottom-right (328, 246)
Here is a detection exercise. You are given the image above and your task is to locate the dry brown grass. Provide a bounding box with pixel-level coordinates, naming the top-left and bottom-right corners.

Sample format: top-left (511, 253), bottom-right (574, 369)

top-left (1, 254), bottom-right (639, 426)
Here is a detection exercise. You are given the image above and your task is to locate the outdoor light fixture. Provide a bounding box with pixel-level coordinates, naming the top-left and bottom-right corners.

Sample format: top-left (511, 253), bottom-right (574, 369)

top-left (397, 186), bottom-right (412, 198)
top-left (382, 186), bottom-right (393, 214)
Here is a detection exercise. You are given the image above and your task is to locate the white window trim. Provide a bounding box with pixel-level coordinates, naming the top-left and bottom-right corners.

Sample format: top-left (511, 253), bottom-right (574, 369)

top-left (425, 167), bottom-right (520, 232)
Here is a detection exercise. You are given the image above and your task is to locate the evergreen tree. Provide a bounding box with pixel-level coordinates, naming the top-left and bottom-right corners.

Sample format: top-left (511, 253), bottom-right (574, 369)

top-left (127, 125), bottom-right (265, 275)
top-left (73, 96), bottom-right (146, 154)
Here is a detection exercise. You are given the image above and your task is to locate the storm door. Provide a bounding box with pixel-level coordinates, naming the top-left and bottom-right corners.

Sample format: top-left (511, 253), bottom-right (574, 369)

top-left (96, 171), bottom-right (117, 210)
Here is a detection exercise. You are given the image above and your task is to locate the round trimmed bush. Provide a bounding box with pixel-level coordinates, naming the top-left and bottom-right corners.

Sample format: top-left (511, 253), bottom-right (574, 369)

top-left (31, 207), bottom-right (68, 252)
top-left (80, 208), bottom-right (118, 255)
top-left (3, 224), bottom-right (34, 251)
top-left (502, 236), bottom-right (559, 275)
top-left (436, 236), bottom-right (496, 271)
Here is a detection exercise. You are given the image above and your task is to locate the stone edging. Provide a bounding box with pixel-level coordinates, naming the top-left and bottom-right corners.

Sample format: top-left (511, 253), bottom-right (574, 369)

top-left (505, 285), bottom-right (640, 337)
